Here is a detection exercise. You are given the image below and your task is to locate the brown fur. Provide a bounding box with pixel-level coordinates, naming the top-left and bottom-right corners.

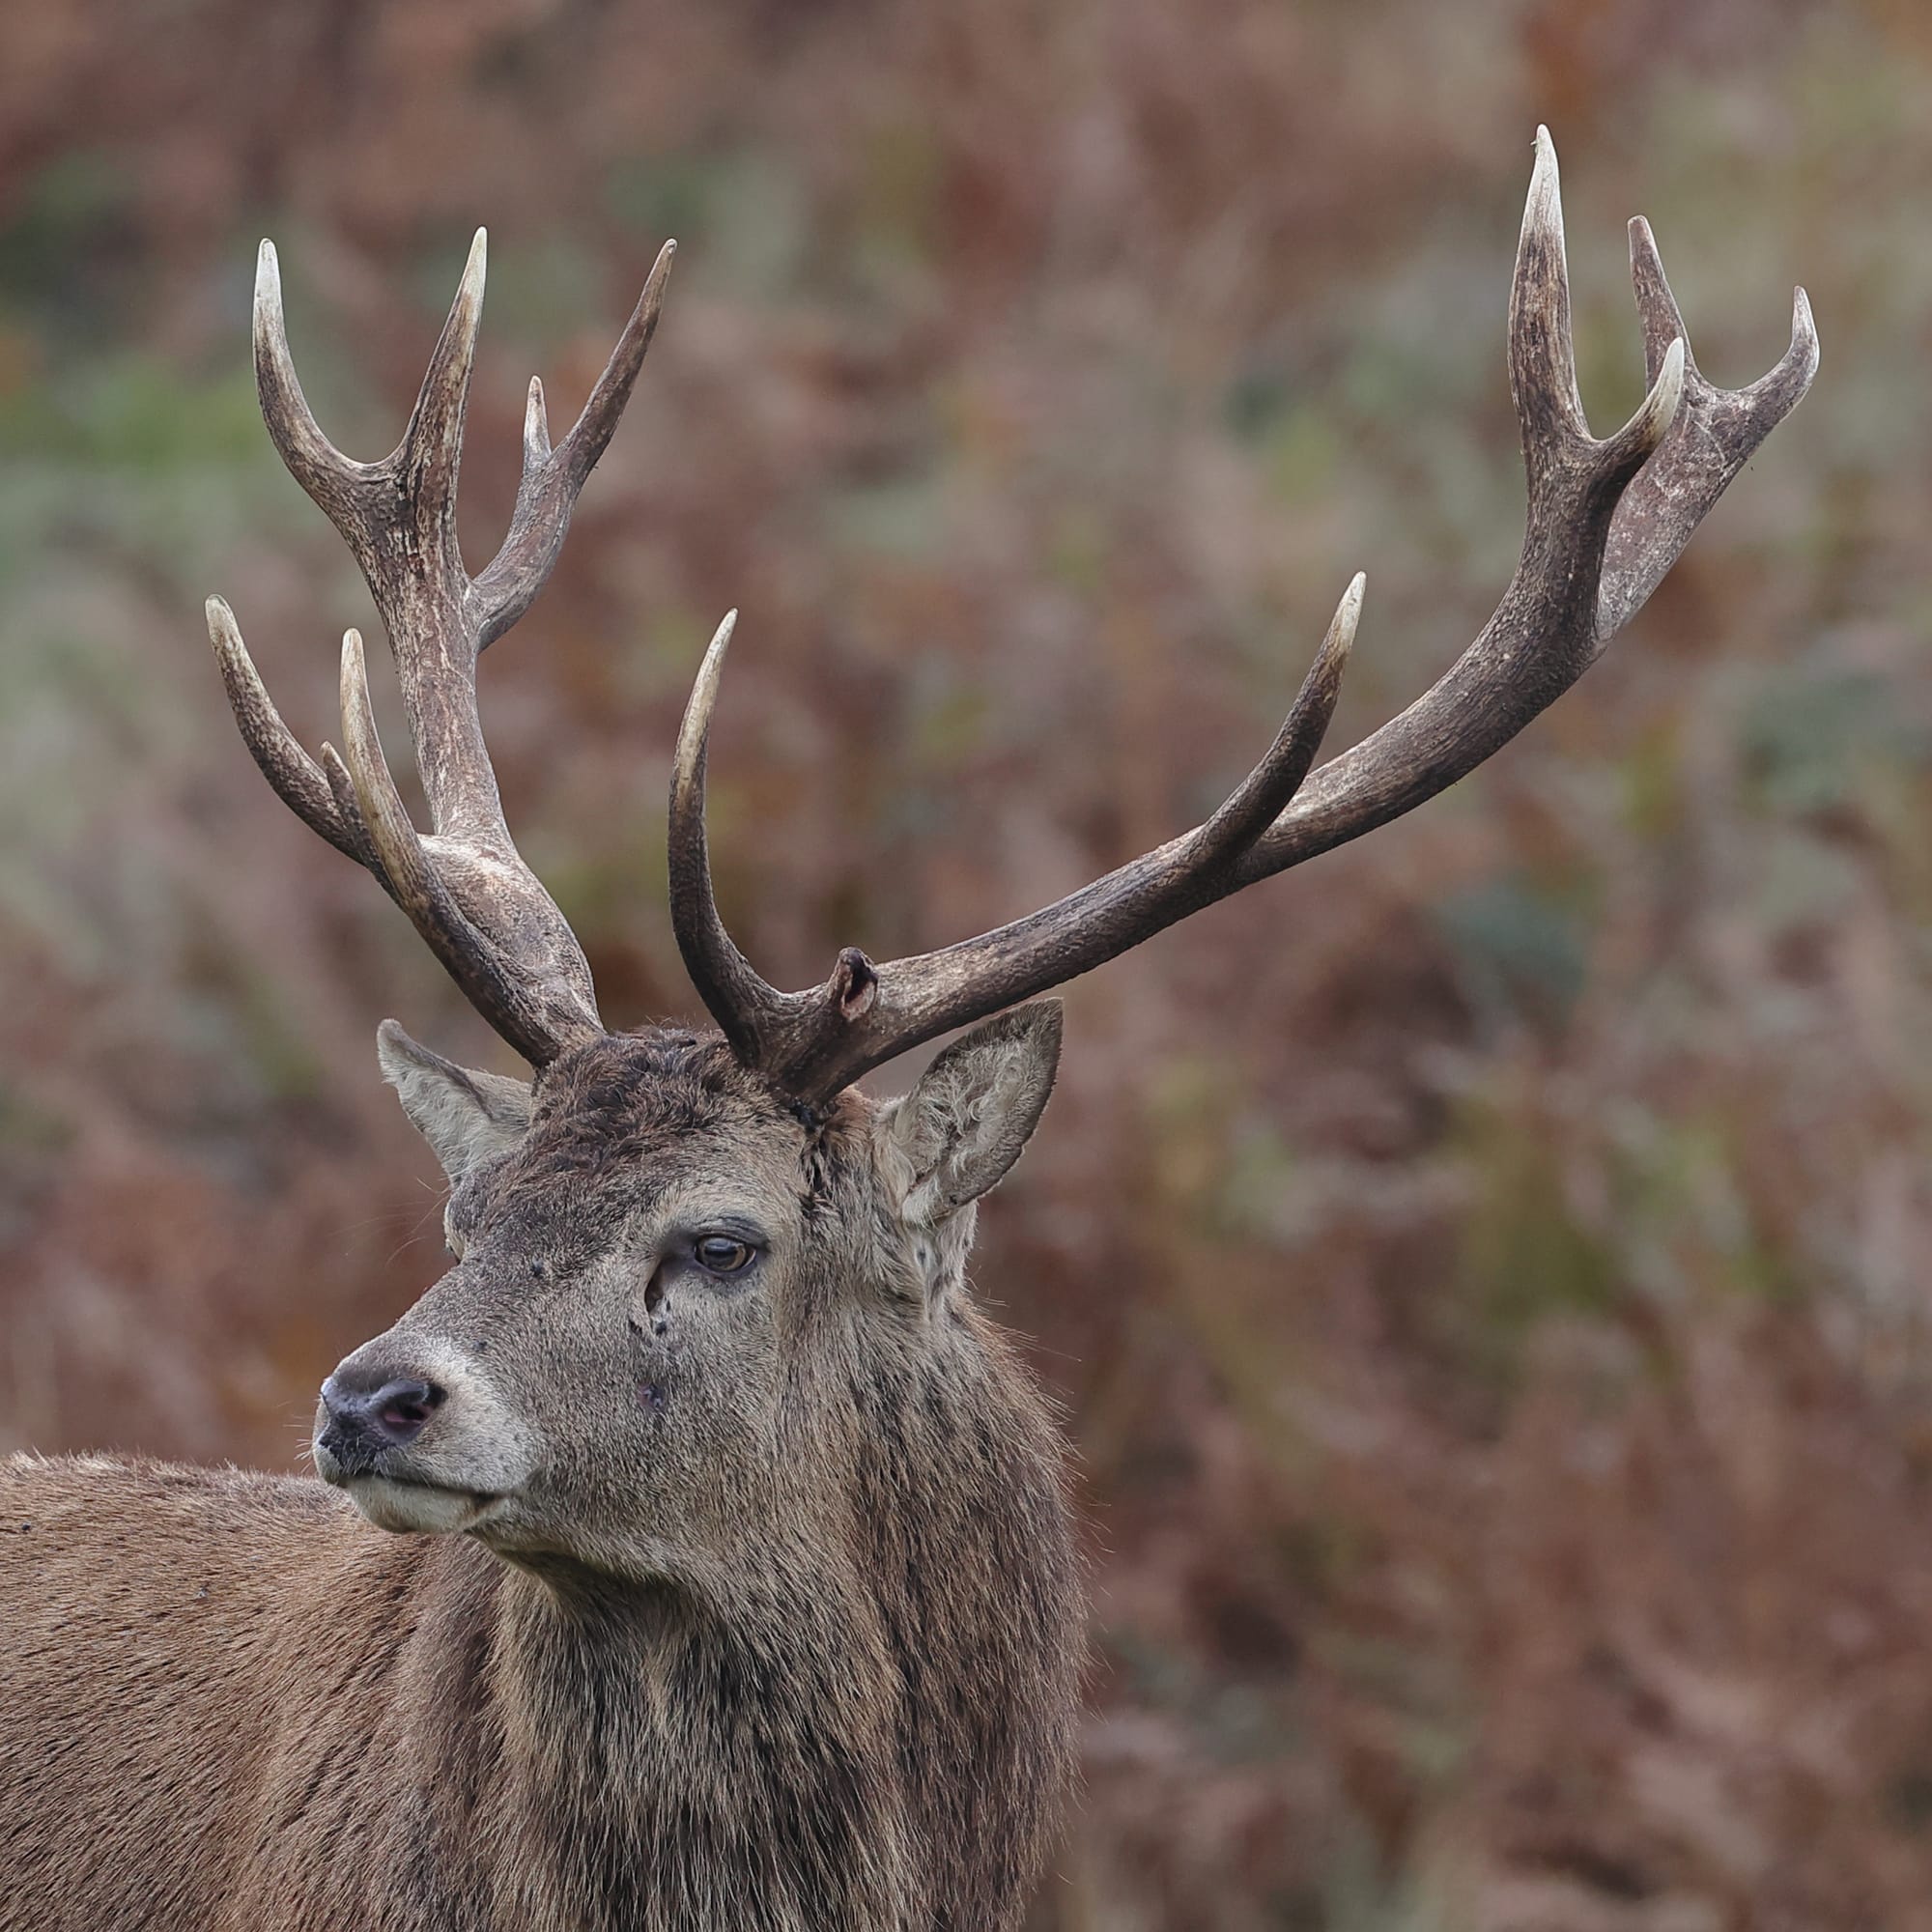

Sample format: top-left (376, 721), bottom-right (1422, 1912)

top-left (0, 1023), bottom-right (1081, 1931)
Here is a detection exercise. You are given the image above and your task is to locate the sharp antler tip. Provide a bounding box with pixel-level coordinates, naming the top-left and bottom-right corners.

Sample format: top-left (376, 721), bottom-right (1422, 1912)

top-left (459, 229), bottom-right (487, 296)
top-left (644, 238), bottom-right (678, 296)
top-left (1521, 128), bottom-right (1563, 239)
top-left (1658, 333), bottom-right (1687, 406)
top-left (253, 241), bottom-right (283, 305)
top-left (1327, 574), bottom-right (1365, 661)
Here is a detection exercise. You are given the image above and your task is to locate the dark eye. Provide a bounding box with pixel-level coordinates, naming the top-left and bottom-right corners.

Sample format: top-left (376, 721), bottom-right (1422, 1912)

top-left (694, 1235), bottom-right (756, 1275)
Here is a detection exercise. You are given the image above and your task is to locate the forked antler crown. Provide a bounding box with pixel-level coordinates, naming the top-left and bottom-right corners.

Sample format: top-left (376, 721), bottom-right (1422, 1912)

top-left (212, 129), bottom-right (1817, 1102)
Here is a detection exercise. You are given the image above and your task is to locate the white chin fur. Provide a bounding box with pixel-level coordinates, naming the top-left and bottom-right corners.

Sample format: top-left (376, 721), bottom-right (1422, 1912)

top-left (347, 1476), bottom-right (500, 1536)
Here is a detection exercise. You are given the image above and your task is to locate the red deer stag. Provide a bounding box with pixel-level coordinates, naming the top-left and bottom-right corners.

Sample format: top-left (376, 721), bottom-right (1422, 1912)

top-left (0, 131), bottom-right (1813, 1932)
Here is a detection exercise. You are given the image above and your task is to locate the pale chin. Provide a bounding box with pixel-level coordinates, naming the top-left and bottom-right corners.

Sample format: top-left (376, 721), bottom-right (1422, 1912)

top-left (346, 1475), bottom-right (504, 1536)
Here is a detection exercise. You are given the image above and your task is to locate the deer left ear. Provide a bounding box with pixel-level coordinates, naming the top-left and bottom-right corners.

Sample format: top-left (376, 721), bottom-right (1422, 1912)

top-left (874, 1002), bottom-right (1062, 1228)
top-left (376, 1019), bottom-right (533, 1185)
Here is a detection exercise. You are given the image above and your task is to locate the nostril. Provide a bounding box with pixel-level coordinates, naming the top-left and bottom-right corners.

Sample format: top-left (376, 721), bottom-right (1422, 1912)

top-left (372, 1378), bottom-right (445, 1441)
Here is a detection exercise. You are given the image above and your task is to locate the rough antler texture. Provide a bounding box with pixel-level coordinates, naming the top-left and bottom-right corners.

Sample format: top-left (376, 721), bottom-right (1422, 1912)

top-left (208, 229), bottom-right (675, 1065)
top-left (669, 128), bottom-right (1818, 1104)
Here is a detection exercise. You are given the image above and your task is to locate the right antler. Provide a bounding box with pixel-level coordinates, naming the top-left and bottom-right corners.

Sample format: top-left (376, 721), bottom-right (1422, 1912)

top-left (668, 128), bottom-right (1818, 1104)
top-left (208, 229), bottom-right (674, 1066)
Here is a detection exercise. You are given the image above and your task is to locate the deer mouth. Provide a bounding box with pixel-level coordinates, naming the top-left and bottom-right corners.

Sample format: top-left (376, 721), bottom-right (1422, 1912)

top-left (343, 1471), bottom-right (508, 1537)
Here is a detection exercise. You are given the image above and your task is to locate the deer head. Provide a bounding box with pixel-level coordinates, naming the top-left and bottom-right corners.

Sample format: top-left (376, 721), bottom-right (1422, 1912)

top-left (207, 129), bottom-right (1814, 1581)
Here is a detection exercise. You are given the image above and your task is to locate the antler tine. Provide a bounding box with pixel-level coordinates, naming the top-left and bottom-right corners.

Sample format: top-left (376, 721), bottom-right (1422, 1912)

top-left (252, 242), bottom-right (384, 517)
top-left (670, 128), bottom-right (1812, 1106)
top-left (1190, 574), bottom-right (1361, 870)
top-left (206, 595), bottom-right (360, 860)
top-left (469, 239), bottom-right (677, 649)
top-left (667, 610), bottom-right (797, 1065)
top-left (392, 227), bottom-right (487, 578)
top-left (1508, 128), bottom-right (1590, 456)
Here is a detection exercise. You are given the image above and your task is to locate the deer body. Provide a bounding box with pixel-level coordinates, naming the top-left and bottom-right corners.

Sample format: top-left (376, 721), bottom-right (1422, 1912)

top-left (2, 1045), bottom-right (1079, 1932)
top-left (0, 132), bottom-right (1812, 1929)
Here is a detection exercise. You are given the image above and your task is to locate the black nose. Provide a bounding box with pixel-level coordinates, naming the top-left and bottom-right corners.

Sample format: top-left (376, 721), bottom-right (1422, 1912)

top-left (318, 1370), bottom-right (447, 1476)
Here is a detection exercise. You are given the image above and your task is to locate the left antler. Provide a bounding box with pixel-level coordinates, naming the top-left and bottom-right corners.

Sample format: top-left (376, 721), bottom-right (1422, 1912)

top-left (208, 228), bottom-right (675, 1066)
top-left (667, 128), bottom-right (1818, 1105)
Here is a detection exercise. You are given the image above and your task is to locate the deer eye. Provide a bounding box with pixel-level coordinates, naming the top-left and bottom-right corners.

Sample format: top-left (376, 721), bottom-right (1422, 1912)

top-left (694, 1235), bottom-right (755, 1275)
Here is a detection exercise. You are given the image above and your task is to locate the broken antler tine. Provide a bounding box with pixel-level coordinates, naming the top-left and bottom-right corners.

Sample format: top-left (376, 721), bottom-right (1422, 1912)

top-left (667, 611), bottom-right (791, 1065)
top-left (555, 238), bottom-right (676, 487)
top-left (253, 242), bottom-right (363, 498)
top-left (205, 596), bottom-right (361, 860)
top-left (396, 227), bottom-right (487, 530)
top-left (1508, 126), bottom-right (1589, 444)
top-left (1193, 573), bottom-right (1363, 868)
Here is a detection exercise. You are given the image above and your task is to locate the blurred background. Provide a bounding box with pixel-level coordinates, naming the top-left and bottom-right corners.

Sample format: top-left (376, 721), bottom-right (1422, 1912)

top-left (0, 1), bottom-right (1924, 1925)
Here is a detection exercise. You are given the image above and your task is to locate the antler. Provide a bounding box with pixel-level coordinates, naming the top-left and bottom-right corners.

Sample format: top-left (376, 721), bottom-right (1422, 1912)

top-left (669, 127), bottom-right (1818, 1104)
top-left (208, 228), bottom-right (675, 1065)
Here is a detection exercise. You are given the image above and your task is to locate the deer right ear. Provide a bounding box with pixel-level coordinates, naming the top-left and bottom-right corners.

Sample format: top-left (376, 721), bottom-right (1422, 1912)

top-left (375, 1019), bottom-right (532, 1185)
top-left (874, 1002), bottom-right (1062, 1229)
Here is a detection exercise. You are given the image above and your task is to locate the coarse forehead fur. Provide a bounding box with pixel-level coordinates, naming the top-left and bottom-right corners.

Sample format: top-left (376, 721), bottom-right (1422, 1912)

top-left (449, 1025), bottom-right (873, 1259)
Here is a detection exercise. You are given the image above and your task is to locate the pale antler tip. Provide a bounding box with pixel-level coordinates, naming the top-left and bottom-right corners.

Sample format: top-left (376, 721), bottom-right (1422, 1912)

top-left (1324, 573), bottom-right (1365, 672)
top-left (458, 228), bottom-right (488, 304)
top-left (1617, 336), bottom-right (1686, 460)
top-left (1520, 126), bottom-right (1563, 244)
top-left (253, 241), bottom-right (282, 312)
top-left (524, 375), bottom-right (552, 454)
top-left (1530, 126), bottom-right (1558, 190)
top-left (1792, 285), bottom-right (1818, 356)
top-left (1331, 572), bottom-right (1365, 650)
top-left (1655, 334), bottom-right (1687, 421)
top-left (643, 238), bottom-right (678, 300)
top-left (705, 609), bottom-right (739, 665)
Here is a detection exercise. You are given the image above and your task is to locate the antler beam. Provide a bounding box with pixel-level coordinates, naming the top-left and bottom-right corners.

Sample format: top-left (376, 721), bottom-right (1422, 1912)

top-left (209, 229), bottom-right (675, 1065)
top-left (668, 127), bottom-right (1818, 1104)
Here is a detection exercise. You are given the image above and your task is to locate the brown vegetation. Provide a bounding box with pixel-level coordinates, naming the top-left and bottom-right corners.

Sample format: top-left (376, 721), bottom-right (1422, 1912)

top-left (0, 2), bottom-right (1922, 1925)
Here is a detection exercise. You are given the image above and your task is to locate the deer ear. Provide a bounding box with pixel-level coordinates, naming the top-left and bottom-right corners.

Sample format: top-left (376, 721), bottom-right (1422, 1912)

top-left (376, 1019), bottom-right (532, 1185)
top-left (876, 1002), bottom-right (1062, 1227)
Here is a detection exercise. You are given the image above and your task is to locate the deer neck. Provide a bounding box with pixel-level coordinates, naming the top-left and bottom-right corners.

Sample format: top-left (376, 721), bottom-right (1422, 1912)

top-left (445, 1543), bottom-right (914, 1932)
